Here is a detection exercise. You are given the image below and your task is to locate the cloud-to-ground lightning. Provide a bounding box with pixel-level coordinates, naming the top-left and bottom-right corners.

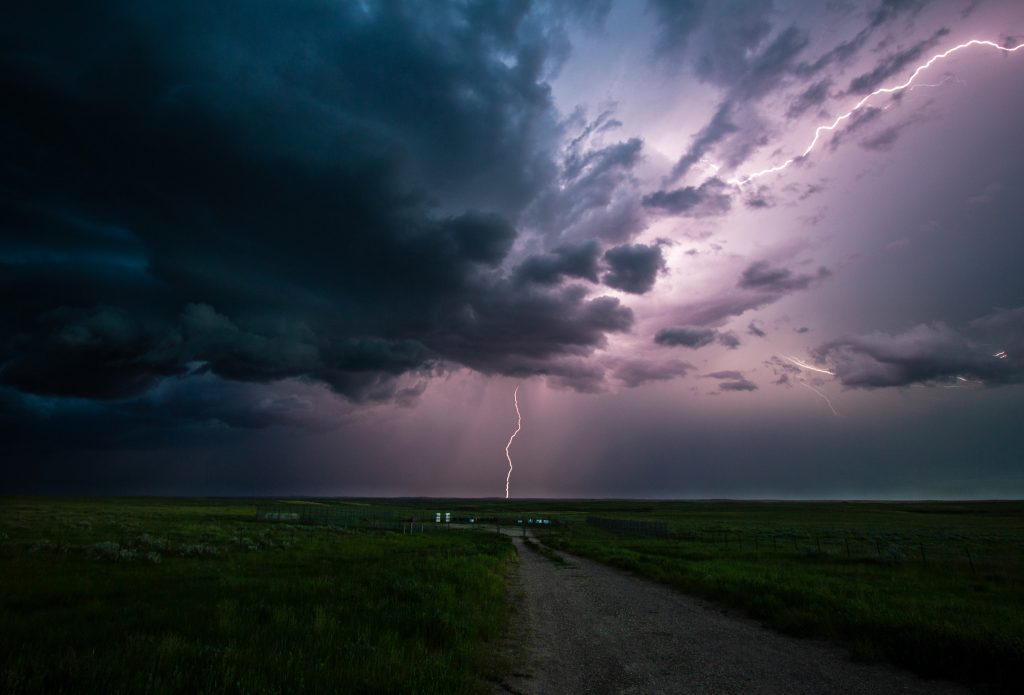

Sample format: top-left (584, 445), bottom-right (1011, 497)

top-left (504, 385), bottom-right (522, 499)
top-left (721, 39), bottom-right (1024, 186)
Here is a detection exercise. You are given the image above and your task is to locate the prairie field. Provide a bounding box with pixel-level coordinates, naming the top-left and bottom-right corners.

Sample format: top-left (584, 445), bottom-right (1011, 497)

top-left (0, 498), bottom-right (512, 694)
top-left (2, 497), bottom-right (1022, 693)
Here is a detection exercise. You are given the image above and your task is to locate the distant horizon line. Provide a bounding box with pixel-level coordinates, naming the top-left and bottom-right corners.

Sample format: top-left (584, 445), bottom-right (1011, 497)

top-left (3, 493), bottom-right (1022, 503)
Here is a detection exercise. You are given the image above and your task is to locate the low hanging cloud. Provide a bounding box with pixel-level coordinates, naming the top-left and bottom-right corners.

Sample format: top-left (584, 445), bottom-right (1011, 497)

top-left (654, 326), bottom-right (740, 350)
top-left (704, 370), bottom-right (759, 392)
top-left (739, 261), bottom-right (831, 292)
top-left (814, 320), bottom-right (1022, 388)
top-left (610, 358), bottom-right (696, 387)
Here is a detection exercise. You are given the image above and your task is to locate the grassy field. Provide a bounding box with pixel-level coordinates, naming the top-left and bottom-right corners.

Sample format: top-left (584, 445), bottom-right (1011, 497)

top-left (4, 497), bottom-right (1022, 692)
top-left (519, 500), bottom-right (1024, 691)
top-left (0, 498), bottom-right (514, 694)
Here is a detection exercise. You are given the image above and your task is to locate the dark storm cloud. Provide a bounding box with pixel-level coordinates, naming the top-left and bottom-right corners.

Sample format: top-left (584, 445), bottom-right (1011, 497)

top-left (642, 179), bottom-right (732, 217)
top-left (704, 370), bottom-right (758, 392)
top-left (747, 320), bottom-right (767, 338)
top-left (0, 0), bottom-right (639, 433)
top-left (525, 108), bottom-right (649, 244)
top-left (814, 321), bottom-right (1023, 388)
top-left (514, 241), bottom-right (602, 285)
top-left (601, 243), bottom-right (666, 294)
top-left (428, 284), bottom-right (634, 376)
top-left (654, 326), bottom-right (739, 349)
top-left (654, 326), bottom-right (717, 349)
top-left (739, 261), bottom-right (831, 293)
top-left (847, 28), bottom-right (950, 94)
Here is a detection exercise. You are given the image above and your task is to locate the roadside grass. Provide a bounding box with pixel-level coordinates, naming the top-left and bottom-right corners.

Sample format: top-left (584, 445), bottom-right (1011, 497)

top-left (0, 498), bottom-right (514, 694)
top-left (533, 502), bottom-right (1024, 692)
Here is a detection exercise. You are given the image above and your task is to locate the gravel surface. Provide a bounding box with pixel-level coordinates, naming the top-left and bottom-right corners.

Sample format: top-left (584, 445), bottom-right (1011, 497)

top-left (495, 534), bottom-right (970, 695)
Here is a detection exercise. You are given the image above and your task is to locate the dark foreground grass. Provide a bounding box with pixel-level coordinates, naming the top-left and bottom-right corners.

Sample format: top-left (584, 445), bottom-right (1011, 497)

top-left (533, 501), bottom-right (1024, 692)
top-left (0, 498), bottom-right (514, 694)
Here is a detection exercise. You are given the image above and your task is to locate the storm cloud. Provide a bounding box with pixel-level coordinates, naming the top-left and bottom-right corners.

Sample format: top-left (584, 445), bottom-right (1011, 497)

top-left (602, 243), bottom-right (666, 294)
top-left (0, 0), bottom-right (635, 414)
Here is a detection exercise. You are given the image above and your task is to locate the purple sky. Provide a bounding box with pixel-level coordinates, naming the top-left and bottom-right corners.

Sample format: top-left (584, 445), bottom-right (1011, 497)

top-left (3, 0), bottom-right (1024, 497)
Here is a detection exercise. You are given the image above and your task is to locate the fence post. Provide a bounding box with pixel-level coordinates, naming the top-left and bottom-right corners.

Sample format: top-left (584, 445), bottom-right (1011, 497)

top-left (844, 537), bottom-right (850, 557)
top-left (965, 547), bottom-right (977, 578)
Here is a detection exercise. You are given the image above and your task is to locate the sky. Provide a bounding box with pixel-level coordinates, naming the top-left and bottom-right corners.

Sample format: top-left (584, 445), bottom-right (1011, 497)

top-left (2, 0), bottom-right (1024, 498)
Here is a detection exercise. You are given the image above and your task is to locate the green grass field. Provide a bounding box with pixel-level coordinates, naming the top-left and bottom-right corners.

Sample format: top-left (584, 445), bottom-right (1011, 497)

top-left (4, 497), bottom-right (1022, 692)
top-left (0, 498), bottom-right (514, 694)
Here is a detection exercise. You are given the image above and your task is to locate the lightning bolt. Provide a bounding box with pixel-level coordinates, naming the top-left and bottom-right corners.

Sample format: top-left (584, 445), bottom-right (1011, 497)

top-left (782, 355), bottom-right (840, 415)
top-left (719, 39), bottom-right (1024, 186)
top-left (784, 354), bottom-right (836, 376)
top-left (504, 385), bottom-right (522, 499)
top-left (796, 378), bottom-right (840, 417)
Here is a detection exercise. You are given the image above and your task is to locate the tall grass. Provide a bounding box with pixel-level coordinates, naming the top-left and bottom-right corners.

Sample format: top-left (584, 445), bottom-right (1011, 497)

top-left (0, 498), bottom-right (513, 694)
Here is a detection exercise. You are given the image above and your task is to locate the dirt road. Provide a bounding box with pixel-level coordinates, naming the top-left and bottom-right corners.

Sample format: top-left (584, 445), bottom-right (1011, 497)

top-left (496, 534), bottom-right (968, 695)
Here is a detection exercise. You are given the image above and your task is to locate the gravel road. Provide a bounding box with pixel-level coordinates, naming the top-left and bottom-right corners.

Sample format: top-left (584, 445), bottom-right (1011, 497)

top-left (495, 534), bottom-right (969, 695)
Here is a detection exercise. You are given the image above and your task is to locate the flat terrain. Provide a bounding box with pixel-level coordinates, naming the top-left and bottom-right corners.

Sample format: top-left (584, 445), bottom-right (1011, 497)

top-left (3, 498), bottom-right (1021, 692)
top-left (0, 498), bottom-right (513, 694)
top-left (500, 534), bottom-right (967, 694)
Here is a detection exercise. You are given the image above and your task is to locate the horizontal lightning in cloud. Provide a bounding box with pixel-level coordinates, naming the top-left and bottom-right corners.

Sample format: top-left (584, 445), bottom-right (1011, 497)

top-left (723, 39), bottom-right (1024, 186)
top-left (784, 354), bottom-right (836, 376)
